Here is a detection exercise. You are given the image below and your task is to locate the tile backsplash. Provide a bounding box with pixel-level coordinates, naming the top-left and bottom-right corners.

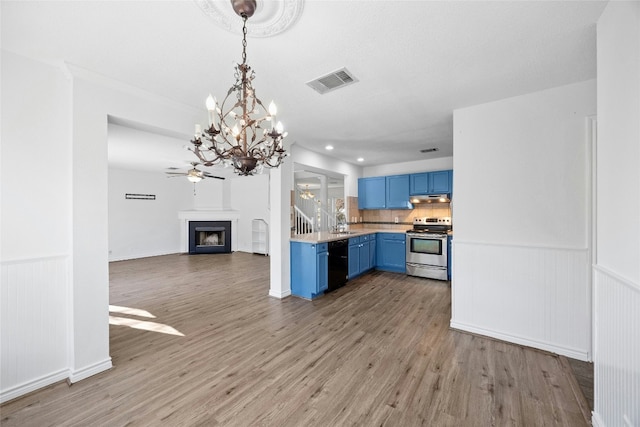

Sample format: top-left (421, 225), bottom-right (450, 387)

top-left (347, 196), bottom-right (451, 230)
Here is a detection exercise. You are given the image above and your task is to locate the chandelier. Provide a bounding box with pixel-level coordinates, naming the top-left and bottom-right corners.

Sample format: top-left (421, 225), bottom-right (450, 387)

top-left (299, 185), bottom-right (315, 200)
top-left (189, 0), bottom-right (288, 176)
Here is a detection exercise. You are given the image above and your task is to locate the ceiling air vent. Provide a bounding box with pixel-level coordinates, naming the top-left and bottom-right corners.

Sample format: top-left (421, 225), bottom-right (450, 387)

top-left (306, 67), bottom-right (358, 94)
top-left (420, 148), bottom-right (439, 153)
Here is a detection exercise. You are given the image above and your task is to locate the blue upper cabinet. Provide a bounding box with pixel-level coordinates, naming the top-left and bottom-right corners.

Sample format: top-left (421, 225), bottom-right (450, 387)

top-left (358, 175), bottom-right (411, 209)
top-left (385, 175), bottom-right (412, 209)
top-left (429, 170), bottom-right (451, 193)
top-left (410, 173), bottom-right (430, 195)
top-left (359, 170), bottom-right (452, 209)
top-left (358, 177), bottom-right (386, 209)
top-left (409, 170), bottom-right (453, 195)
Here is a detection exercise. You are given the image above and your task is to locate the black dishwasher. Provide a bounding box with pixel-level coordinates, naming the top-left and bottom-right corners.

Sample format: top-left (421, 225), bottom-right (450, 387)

top-left (328, 239), bottom-right (349, 291)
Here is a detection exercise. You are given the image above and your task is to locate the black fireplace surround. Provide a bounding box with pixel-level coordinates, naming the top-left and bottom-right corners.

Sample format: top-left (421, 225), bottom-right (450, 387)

top-left (188, 221), bottom-right (232, 254)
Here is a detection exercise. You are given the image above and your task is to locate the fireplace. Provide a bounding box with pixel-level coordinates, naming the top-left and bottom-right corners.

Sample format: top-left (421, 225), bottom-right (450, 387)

top-left (188, 221), bottom-right (232, 254)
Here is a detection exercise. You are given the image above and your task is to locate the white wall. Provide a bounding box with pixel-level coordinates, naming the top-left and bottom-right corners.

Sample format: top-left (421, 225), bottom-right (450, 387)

top-left (108, 166), bottom-right (268, 258)
top-left (291, 144), bottom-right (362, 197)
top-left (0, 49), bottom-right (208, 402)
top-left (1, 51), bottom-right (73, 402)
top-left (108, 168), bottom-right (198, 261)
top-left (451, 79), bottom-right (595, 360)
top-left (230, 174), bottom-right (270, 253)
top-left (363, 156), bottom-right (453, 177)
top-left (593, 2), bottom-right (640, 426)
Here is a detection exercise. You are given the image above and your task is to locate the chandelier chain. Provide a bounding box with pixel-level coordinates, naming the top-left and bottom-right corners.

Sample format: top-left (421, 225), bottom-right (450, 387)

top-left (241, 14), bottom-right (248, 65)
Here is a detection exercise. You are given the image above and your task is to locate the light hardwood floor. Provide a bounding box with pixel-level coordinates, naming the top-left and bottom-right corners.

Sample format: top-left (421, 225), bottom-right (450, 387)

top-left (2, 252), bottom-right (590, 426)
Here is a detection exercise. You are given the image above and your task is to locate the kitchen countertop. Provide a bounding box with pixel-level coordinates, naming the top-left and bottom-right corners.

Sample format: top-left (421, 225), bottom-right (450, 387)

top-left (290, 228), bottom-right (408, 244)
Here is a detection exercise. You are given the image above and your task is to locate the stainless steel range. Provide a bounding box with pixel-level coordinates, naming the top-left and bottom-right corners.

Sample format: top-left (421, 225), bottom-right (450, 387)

top-left (406, 217), bottom-right (451, 280)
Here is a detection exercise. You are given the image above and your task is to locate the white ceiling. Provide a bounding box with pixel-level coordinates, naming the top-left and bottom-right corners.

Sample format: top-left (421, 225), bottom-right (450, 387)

top-left (2, 0), bottom-right (606, 174)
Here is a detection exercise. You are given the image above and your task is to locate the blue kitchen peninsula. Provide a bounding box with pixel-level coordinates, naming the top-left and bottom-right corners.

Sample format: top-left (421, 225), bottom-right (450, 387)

top-left (290, 229), bottom-right (406, 299)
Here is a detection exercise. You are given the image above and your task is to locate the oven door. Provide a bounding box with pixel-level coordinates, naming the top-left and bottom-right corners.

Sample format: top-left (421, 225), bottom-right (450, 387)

top-left (405, 233), bottom-right (447, 267)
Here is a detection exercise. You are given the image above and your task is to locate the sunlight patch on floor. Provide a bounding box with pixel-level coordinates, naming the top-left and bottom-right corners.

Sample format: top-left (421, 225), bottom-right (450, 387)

top-left (108, 305), bottom-right (184, 336)
top-left (109, 315), bottom-right (185, 336)
top-left (109, 304), bottom-right (156, 318)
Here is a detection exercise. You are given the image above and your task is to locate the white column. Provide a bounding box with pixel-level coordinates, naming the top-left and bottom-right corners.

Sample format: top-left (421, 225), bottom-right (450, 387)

top-left (319, 175), bottom-right (328, 230)
top-left (268, 152), bottom-right (293, 298)
top-left (69, 77), bottom-right (112, 381)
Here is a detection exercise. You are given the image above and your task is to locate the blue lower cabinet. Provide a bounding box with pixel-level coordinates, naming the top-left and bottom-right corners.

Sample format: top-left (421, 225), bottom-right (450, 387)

top-left (359, 240), bottom-right (370, 272)
top-left (290, 242), bottom-right (328, 299)
top-left (376, 233), bottom-right (406, 273)
top-left (348, 235), bottom-right (375, 279)
top-left (348, 239), bottom-right (360, 279)
top-left (369, 236), bottom-right (377, 268)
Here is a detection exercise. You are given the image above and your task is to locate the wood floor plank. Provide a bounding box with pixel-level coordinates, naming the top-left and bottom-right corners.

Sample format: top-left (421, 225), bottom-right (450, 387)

top-left (1, 252), bottom-right (589, 426)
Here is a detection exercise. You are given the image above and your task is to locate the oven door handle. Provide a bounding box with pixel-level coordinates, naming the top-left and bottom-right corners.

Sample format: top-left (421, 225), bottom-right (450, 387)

top-left (406, 262), bottom-right (446, 268)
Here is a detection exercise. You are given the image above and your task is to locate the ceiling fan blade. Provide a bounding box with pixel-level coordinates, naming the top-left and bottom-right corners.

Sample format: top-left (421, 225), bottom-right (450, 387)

top-left (203, 172), bottom-right (225, 180)
top-left (165, 172), bottom-right (187, 177)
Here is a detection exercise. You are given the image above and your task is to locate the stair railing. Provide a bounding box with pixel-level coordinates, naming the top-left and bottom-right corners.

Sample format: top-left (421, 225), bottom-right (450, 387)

top-left (293, 205), bottom-right (315, 235)
top-left (293, 187), bottom-right (341, 234)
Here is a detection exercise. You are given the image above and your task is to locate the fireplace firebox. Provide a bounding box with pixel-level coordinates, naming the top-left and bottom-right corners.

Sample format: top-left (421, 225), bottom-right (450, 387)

top-left (188, 221), bottom-right (232, 254)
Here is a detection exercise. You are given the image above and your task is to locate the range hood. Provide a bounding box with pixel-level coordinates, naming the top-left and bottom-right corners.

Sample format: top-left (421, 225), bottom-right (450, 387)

top-left (409, 194), bottom-right (450, 204)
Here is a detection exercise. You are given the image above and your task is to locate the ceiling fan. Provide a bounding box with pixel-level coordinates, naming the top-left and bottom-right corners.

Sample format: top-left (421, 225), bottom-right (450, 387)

top-left (165, 162), bottom-right (225, 182)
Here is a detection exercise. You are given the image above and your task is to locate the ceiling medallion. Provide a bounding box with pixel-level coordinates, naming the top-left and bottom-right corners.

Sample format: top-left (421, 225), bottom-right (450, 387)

top-left (194, 0), bottom-right (304, 38)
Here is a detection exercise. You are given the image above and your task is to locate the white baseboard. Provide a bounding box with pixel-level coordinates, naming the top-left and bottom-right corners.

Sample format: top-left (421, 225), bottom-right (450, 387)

top-left (450, 321), bottom-right (590, 361)
top-left (68, 358), bottom-right (113, 383)
top-left (109, 250), bottom-right (178, 262)
top-left (0, 368), bottom-right (69, 404)
top-left (268, 289), bottom-right (291, 299)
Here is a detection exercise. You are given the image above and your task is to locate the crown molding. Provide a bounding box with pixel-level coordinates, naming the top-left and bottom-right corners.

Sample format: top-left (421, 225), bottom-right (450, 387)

top-left (61, 62), bottom-right (202, 115)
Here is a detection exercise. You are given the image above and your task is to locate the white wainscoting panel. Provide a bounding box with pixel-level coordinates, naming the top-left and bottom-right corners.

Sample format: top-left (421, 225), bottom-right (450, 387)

top-left (593, 266), bottom-right (639, 427)
top-left (0, 255), bottom-right (70, 403)
top-left (451, 241), bottom-right (591, 360)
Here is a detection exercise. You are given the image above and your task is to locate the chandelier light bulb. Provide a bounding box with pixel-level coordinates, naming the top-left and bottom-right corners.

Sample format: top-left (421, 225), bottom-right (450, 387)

top-left (231, 124), bottom-right (240, 137)
top-left (206, 94), bottom-right (216, 111)
top-left (276, 121), bottom-right (284, 133)
top-left (268, 101), bottom-right (277, 116)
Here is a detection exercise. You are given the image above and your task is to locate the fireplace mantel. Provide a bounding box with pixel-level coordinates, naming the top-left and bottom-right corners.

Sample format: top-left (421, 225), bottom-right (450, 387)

top-left (178, 210), bottom-right (240, 253)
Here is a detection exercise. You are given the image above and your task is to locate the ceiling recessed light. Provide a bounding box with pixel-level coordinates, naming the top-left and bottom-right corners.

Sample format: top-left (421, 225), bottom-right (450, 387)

top-left (357, 157), bottom-right (364, 162)
top-left (325, 145), bottom-right (334, 150)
